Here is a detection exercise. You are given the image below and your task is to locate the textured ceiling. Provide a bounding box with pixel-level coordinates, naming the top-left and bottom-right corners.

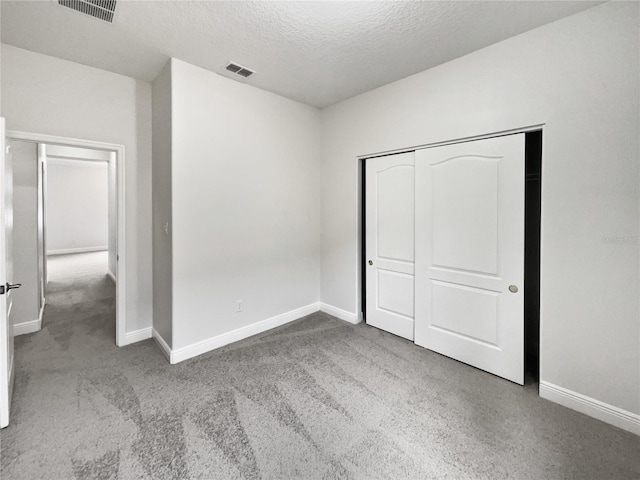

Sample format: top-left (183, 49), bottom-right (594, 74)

top-left (1, 1), bottom-right (602, 108)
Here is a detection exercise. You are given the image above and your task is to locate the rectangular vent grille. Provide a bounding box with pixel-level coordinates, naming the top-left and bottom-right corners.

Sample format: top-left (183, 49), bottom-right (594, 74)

top-left (58, 0), bottom-right (117, 23)
top-left (225, 62), bottom-right (255, 78)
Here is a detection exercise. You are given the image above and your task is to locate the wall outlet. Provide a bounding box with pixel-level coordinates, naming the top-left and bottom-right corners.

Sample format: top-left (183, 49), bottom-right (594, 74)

top-left (163, 222), bottom-right (170, 235)
top-left (236, 300), bottom-right (243, 312)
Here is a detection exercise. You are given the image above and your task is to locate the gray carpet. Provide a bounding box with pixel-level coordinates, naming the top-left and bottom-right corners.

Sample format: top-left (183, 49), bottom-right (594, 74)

top-left (1, 252), bottom-right (638, 479)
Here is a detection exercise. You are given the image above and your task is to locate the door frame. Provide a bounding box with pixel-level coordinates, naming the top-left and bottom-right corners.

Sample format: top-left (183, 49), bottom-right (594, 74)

top-left (37, 144), bottom-right (47, 305)
top-left (6, 130), bottom-right (127, 347)
top-left (357, 124), bottom-right (544, 379)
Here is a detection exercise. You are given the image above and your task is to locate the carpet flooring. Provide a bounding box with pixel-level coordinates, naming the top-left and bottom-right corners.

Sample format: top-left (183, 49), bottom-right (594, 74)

top-left (1, 252), bottom-right (638, 479)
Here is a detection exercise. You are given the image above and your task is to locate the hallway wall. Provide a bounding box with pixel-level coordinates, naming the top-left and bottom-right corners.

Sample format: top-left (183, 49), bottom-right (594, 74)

top-left (46, 159), bottom-right (108, 255)
top-left (1, 44), bottom-right (153, 336)
top-left (9, 139), bottom-right (40, 330)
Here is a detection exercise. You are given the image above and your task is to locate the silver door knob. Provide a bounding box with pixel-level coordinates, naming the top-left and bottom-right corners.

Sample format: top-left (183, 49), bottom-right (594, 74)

top-left (508, 285), bottom-right (518, 293)
top-left (368, 260), bottom-right (373, 266)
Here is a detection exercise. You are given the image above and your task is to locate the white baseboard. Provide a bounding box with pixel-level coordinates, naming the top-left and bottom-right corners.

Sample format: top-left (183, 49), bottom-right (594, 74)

top-left (540, 381), bottom-right (640, 435)
top-left (161, 302), bottom-right (321, 364)
top-left (320, 302), bottom-right (361, 324)
top-left (119, 326), bottom-right (152, 346)
top-left (107, 270), bottom-right (116, 284)
top-left (14, 319), bottom-right (41, 336)
top-left (14, 301), bottom-right (45, 336)
top-left (152, 329), bottom-right (172, 362)
top-left (48, 246), bottom-right (108, 256)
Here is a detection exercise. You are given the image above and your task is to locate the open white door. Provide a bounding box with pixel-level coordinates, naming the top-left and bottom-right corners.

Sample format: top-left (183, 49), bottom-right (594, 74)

top-left (1, 118), bottom-right (17, 428)
top-left (365, 152), bottom-right (415, 340)
top-left (414, 134), bottom-right (525, 384)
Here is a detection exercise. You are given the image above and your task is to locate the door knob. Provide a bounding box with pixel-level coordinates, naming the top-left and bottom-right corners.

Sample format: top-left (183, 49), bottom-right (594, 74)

top-left (508, 285), bottom-right (518, 293)
top-left (368, 260), bottom-right (373, 266)
top-left (0, 283), bottom-right (21, 295)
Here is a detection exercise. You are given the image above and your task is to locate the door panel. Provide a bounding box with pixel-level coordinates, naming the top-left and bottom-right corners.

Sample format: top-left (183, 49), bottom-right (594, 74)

top-left (430, 280), bottom-right (499, 346)
top-left (415, 134), bottom-right (525, 384)
top-left (365, 152), bottom-right (415, 340)
top-left (378, 269), bottom-right (414, 318)
top-left (432, 157), bottom-right (499, 273)
top-left (377, 165), bottom-right (415, 262)
top-left (1, 119), bottom-right (15, 428)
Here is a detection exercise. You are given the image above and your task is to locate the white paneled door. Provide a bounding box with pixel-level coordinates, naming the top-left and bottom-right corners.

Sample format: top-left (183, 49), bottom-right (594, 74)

top-left (365, 152), bottom-right (415, 340)
top-left (414, 134), bottom-right (525, 384)
top-left (1, 118), bottom-right (16, 428)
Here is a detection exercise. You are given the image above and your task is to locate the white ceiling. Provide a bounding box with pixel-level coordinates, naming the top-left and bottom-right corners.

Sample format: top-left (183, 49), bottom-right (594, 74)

top-left (1, 1), bottom-right (602, 108)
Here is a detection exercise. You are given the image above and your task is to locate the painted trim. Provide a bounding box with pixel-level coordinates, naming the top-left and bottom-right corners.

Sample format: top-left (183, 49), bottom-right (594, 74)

top-left (47, 157), bottom-right (108, 168)
top-left (320, 302), bottom-right (360, 324)
top-left (13, 319), bottom-right (41, 336)
top-left (540, 381), bottom-right (640, 436)
top-left (48, 246), bottom-right (108, 256)
top-left (107, 270), bottom-right (116, 284)
top-left (13, 301), bottom-right (45, 336)
top-left (152, 329), bottom-right (172, 362)
top-left (6, 130), bottom-right (127, 348)
top-left (121, 327), bottom-right (152, 346)
top-left (160, 302), bottom-right (321, 364)
top-left (46, 144), bottom-right (112, 162)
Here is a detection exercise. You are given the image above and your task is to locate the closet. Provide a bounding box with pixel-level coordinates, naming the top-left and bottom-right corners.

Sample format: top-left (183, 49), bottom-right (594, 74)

top-left (365, 133), bottom-right (535, 385)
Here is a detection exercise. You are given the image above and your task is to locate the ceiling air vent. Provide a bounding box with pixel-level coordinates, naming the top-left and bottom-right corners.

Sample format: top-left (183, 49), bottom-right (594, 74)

top-left (58, 0), bottom-right (117, 23)
top-left (225, 62), bottom-right (255, 78)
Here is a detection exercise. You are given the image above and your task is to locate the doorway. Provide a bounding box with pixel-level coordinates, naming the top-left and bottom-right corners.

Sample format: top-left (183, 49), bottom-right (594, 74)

top-left (5, 131), bottom-right (126, 346)
top-left (362, 129), bottom-right (542, 385)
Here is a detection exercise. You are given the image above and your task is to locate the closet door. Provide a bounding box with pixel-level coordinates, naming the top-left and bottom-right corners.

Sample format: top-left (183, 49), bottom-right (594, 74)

top-left (414, 134), bottom-right (525, 384)
top-left (365, 152), bottom-right (415, 340)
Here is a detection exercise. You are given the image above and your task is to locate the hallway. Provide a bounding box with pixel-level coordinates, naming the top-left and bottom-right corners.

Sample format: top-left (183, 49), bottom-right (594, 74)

top-left (46, 251), bottom-right (115, 331)
top-left (40, 252), bottom-right (116, 354)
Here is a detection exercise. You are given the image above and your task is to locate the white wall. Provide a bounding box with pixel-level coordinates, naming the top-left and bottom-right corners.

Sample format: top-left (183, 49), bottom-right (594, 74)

top-left (9, 139), bottom-right (39, 328)
top-left (170, 59), bottom-right (321, 350)
top-left (46, 159), bottom-right (108, 254)
top-left (1, 44), bottom-right (153, 333)
top-left (45, 144), bottom-right (116, 274)
top-left (152, 60), bottom-right (173, 347)
top-left (320, 1), bottom-right (639, 418)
